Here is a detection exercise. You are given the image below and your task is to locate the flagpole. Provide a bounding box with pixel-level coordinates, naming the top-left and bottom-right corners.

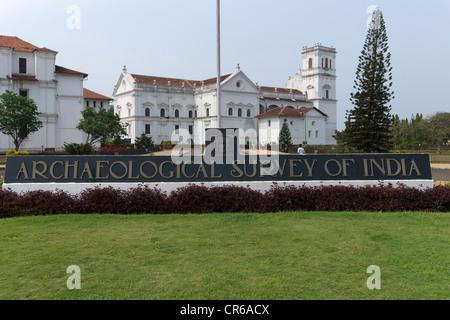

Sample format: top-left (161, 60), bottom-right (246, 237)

top-left (216, 0), bottom-right (221, 128)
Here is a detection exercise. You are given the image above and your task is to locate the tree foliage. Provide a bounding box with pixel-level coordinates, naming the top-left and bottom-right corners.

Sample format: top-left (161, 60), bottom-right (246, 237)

top-left (0, 90), bottom-right (43, 151)
top-left (427, 112), bottom-right (450, 152)
top-left (343, 8), bottom-right (394, 153)
top-left (391, 113), bottom-right (427, 148)
top-left (77, 106), bottom-right (127, 145)
top-left (279, 119), bottom-right (293, 148)
top-left (390, 112), bottom-right (449, 151)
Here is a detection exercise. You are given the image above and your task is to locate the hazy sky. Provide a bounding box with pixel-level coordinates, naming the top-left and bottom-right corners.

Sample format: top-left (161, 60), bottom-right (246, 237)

top-left (1, 0), bottom-right (449, 130)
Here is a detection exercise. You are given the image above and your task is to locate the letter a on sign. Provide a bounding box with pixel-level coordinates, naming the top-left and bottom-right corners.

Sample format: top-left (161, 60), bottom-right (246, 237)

top-left (366, 265), bottom-right (381, 290)
top-left (67, 265), bottom-right (81, 290)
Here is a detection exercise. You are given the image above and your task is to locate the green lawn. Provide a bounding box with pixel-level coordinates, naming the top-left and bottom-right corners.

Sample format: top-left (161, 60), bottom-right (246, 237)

top-left (0, 212), bottom-right (448, 300)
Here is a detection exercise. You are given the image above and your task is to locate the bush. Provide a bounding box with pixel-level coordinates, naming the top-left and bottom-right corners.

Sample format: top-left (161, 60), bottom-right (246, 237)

top-left (135, 133), bottom-right (154, 149)
top-left (63, 142), bottom-right (94, 155)
top-left (6, 150), bottom-right (29, 156)
top-left (0, 184), bottom-right (448, 219)
top-left (167, 184), bottom-right (264, 214)
top-left (160, 140), bottom-right (176, 147)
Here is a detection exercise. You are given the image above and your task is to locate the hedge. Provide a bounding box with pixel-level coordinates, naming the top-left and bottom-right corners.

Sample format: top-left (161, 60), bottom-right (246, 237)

top-left (0, 184), bottom-right (448, 218)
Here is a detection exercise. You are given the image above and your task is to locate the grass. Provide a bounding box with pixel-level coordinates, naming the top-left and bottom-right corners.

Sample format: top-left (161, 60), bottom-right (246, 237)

top-left (0, 212), bottom-right (448, 300)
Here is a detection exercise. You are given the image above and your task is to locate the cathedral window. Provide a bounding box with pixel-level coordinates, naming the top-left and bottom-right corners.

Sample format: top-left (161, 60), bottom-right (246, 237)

top-left (145, 124), bottom-right (151, 134)
top-left (228, 108), bottom-right (233, 116)
top-left (238, 109), bottom-right (242, 117)
top-left (326, 90), bottom-right (329, 99)
top-left (308, 58), bottom-right (313, 69)
top-left (145, 108), bottom-right (150, 117)
top-left (19, 58), bottom-right (27, 74)
top-left (175, 109), bottom-right (180, 118)
top-left (189, 110), bottom-right (193, 118)
top-left (325, 58), bottom-right (329, 69)
top-left (206, 108), bottom-right (210, 117)
top-left (247, 110), bottom-right (251, 118)
top-left (330, 59), bottom-right (332, 69)
top-left (189, 125), bottom-right (193, 135)
top-left (160, 108), bottom-right (166, 117)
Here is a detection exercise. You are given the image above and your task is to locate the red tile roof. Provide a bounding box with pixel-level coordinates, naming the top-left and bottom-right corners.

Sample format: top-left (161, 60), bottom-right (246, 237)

top-left (39, 47), bottom-right (58, 53)
top-left (131, 73), bottom-right (232, 88)
top-left (260, 86), bottom-right (303, 95)
top-left (55, 65), bottom-right (88, 78)
top-left (83, 88), bottom-right (112, 101)
top-left (203, 74), bottom-right (232, 86)
top-left (256, 106), bottom-right (315, 118)
top-left (0, 35), bottom-right (57, 53)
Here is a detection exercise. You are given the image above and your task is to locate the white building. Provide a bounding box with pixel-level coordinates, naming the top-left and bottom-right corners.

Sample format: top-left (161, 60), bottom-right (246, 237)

top-left (84, 88), bottom-right (112, 109)
top-left (113, 44), bottom-right (337, 146)
top-left (0, 36), bottom-right (88, 152)
top-left (257, 106), bottom-right (329, 147)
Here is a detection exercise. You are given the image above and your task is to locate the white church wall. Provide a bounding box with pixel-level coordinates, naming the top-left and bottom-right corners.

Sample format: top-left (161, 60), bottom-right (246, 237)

top-left (0, 71), bottom-right (85, 152)
top-left (35, 51), bottom-right (56, 81)
top-left (53, 74), bottom-right (85, 149)
top-left (11, 51), bottom-right (35, 76)
top-left (0, 48), bottom-right (12, 77)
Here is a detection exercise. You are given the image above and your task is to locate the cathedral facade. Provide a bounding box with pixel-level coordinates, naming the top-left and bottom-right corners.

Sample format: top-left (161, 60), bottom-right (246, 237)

top-left (113, 44), bottom-right (337, 146)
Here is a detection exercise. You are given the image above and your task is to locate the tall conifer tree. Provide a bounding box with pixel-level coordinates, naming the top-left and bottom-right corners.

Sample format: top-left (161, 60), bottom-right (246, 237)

top-left (343, 8), bottom-right (394, 152)
top-left (279, 119), bottom-right (293, 148)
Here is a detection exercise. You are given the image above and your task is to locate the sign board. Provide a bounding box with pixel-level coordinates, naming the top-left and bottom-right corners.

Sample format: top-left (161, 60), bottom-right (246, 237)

top-left (4, 153), bottom-right (432, 184)
top-left (3, 129), bottom-right (433, 193)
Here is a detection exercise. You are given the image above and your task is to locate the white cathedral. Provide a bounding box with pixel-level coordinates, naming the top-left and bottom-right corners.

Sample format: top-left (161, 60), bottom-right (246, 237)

top-left (113, 44), bottom-right (337, 146)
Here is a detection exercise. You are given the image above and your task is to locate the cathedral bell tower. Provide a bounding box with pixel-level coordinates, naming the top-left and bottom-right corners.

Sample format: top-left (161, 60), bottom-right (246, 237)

top-left (287, 43), bottom-right (337, 144)
top-left (300, 43), bottom-right (336, 102)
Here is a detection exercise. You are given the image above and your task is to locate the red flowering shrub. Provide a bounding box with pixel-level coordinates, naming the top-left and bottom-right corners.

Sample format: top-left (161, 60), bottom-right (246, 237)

top-left (100, 146), bottom-right (127, 152)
